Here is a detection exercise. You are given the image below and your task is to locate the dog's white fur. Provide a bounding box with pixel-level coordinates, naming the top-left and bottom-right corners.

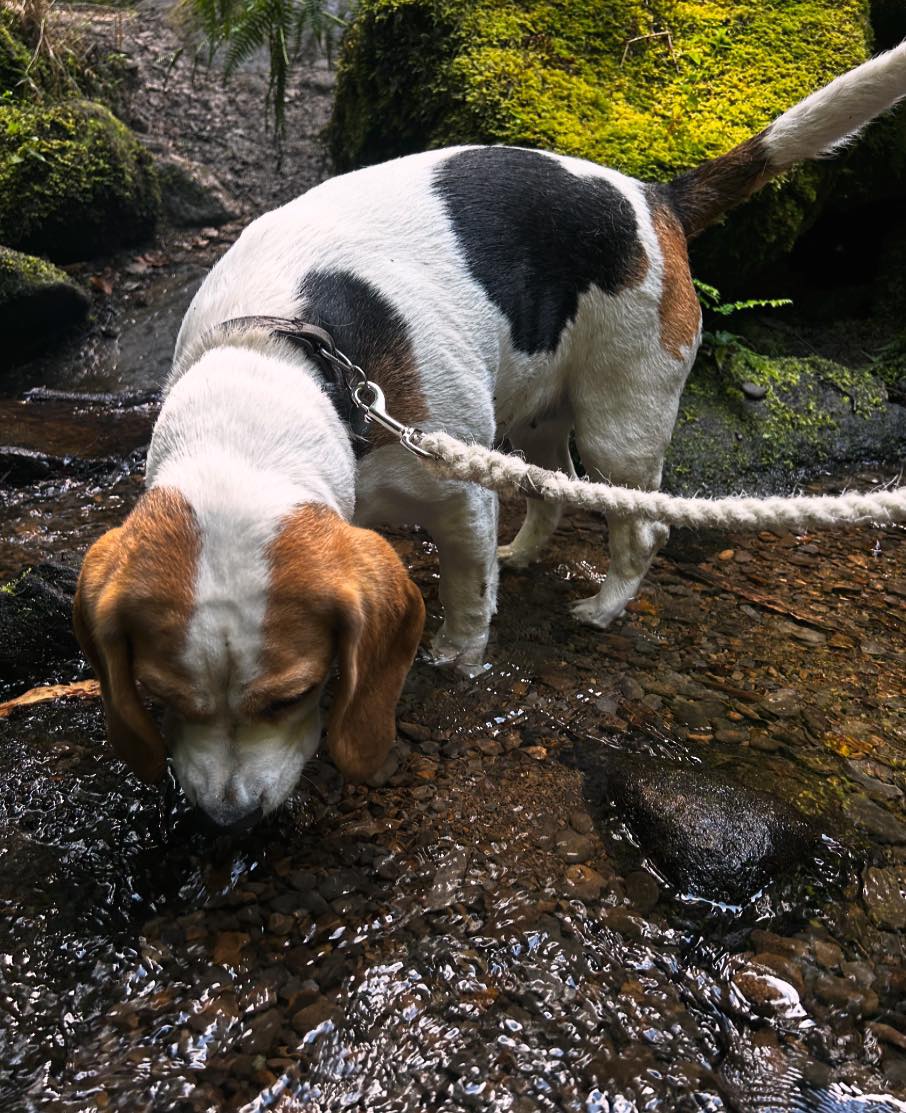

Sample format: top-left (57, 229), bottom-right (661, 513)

top-left (76, 43), bottom-right (906, 824)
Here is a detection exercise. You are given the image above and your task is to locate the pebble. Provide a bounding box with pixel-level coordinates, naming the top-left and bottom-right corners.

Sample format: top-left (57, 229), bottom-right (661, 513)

top-left (761, 689), bottom-right (800, 718)
top-left (554, 829), bottom-right (597, 864)
top-left (845, 795), bottom-right (906, 844)
top-left (731, 963), bottom-right (805, 1020)
top-left (563, 864), bottom-right (606, 901)
top-left (741, 382), bottom-right (767, 400)
top-left (624, 870), bottom-right (660, 914)
top-left (811, 938), bottom-right (844, 969)
top-left (814, 973), bottom-right (879, 1017)
top-left (568, 810), bottom-right (595, 835)
top-left (863, 866), bottom-right (906, 929)
top-left (291, 996), bottom-right (337, 1035)
top-left (239, 1008), bottom-right (283, 1055)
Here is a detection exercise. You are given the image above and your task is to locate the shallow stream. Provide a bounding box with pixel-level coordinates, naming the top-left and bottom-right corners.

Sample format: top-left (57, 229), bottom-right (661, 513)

top-left (1, 266), bottom-right (905, 1112)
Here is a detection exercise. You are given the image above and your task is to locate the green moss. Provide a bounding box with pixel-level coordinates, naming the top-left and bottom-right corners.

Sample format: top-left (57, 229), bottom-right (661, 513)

top-left (0, 10), bottom-right (32, 98)
top-left (0, 245), bottom-right (74, 298)
top-left (664, 343), bottom-right (896, 492)
top-left (0, 99), bottom-right (160, 262)
top-left (330, 0), bottom-right (876, 276)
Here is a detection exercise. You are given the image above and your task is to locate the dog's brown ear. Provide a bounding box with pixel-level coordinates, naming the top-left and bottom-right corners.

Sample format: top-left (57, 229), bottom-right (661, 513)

top-left (73, 528), bottom-right (167, 784)
top-left (327, 528), bottom-right (425, 781)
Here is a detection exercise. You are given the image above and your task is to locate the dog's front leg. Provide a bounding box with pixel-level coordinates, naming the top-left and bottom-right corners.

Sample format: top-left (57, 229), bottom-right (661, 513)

top-left (426, 484), bottom-right (499, 676)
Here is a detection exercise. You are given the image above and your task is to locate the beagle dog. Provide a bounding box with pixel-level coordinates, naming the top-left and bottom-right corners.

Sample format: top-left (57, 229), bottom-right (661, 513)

top-left (74, 44), bottom-right (906, 828)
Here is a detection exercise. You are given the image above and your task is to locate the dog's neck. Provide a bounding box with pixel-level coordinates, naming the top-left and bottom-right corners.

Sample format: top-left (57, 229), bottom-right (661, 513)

top-left (147, 343), bottom-right (357, 524)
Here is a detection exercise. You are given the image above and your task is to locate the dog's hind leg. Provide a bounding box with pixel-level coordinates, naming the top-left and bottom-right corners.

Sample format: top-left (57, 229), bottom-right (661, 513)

top-left (498, 411), bottom-right (575, 570)
top-left (568, 354), bottom-right (691, 630)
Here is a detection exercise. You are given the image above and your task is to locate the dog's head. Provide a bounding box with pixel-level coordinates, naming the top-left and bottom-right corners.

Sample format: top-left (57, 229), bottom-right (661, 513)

top-left (74, 489), bottom-right (424, 828)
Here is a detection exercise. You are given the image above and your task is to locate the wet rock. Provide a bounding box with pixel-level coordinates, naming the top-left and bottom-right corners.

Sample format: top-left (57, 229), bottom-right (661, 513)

top-left (811, 937), bottom-right (844, 969)
top-left (554, 828), bottom-right (597, 864)
top-left (863, 866), bottom-right (906, 930)
top-left (239, 1008), bottom-right (283, 1055)
top-left (601, 758), bottom-right (816, 903)
top-left (814, 972), bottom-right (879, 1017)
top-left (155, 153), bottom-right (237, 228)
top-left (563, 864), bottom-right (606, 902)
top-left (729, 960), bottom-right (806, 1021)
top-left (0, 563), bottom-right (80, 684)
top-left (624, 870), bottom-right (660, 914)
top-left (0, 247), bottom-right (89, 366)
top-left (291, 996), bottom-right (337, 1035)
top-left (845, 794), bottom-right (906, 844)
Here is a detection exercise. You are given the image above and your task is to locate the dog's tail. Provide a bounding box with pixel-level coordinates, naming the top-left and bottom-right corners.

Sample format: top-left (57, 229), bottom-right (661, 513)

top-left (668, 41), bottom-right (906, 238)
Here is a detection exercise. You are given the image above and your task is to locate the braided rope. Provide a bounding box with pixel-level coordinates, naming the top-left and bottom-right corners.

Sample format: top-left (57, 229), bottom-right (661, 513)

top-left (418, 431), bottom-right (906, 530)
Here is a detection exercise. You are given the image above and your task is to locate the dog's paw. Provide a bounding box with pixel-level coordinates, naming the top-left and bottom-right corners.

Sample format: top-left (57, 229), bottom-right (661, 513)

top-left (570, 594), bottom-right (624, 630)
top-left (497, 542), bottom-right (534, 571)
top-left (428, 627), bottom-right (489, 678)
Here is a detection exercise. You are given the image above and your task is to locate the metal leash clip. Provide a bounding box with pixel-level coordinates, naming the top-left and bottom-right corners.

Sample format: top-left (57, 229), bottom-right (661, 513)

top-left (350, 380), bottom-right (434, 459)
top-left (317, 346), bottom-right (434, 459)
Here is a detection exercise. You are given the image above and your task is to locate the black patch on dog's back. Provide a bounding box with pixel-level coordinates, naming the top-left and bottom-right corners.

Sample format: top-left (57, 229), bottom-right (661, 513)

top-left (433, 147), bottom-right (645, 355)
top-left (298, 269), bottom-right (428, 448)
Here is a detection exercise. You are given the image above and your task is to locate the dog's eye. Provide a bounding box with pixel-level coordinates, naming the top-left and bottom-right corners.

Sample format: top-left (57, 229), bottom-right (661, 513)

top-left (261, 691), bottom-right (312, 719)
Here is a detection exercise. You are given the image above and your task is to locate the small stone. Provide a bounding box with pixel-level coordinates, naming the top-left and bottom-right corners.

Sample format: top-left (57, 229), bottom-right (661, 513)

top-left (753, 952), bottom-right (805, 996)
top-left (267, 913), bottom-right (295, 936)
top-left (814, 973), bottom-right (879, 1017)
top-left (212, 932), bottom-right (250, 967)
top-left (398, 721), bottom-right (433, 742)
top-left (718, 549), bottom-right (735, 561)
top-left (291, 997), bottom-right (337, 1035)
top-left (749, 930), bottom-right (809, 961)
top-left (845, 796), bottom-right (906, 844)
top-left (812, 938), bottom-right (844, 969)
top-left (741, 382), bottom-right (767, 400)
top-left (620, 676), bottom-right (644, 701)
top-left (863, 867), bottom-right (906, 929)
top-left (554, 829), bottom-right (597, 864)
top-left (731, 963), bottom-right (805, 1020)
top-left (472, 737), bottom-right (502, 756)
top-left (239, 1008), bottom-right (284, 1055)
top-left (569, 810), bottom-right (595, 835)
top-left (624, 870), bottom-right (660, 914)
top-left (523, 746), bottom-right (548, 761)
top-left (733, 549), bottom-right (754, 563)
top-left (869, 1022), bottom-right (906, 1052)
top-left (563, 864), bottom-right (606, 901)
top-left (762, 689), bottom-right (800, 718)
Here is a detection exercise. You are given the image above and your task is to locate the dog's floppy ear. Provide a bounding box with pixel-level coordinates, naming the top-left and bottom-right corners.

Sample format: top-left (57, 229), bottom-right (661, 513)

top-left (73, 528), bottom-right (167, 784)
top-left (327, 528), bottom-right (425, 781)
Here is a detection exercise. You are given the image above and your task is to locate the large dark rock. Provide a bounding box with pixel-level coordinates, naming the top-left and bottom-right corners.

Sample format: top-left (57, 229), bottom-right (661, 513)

top-left (604, 758), bottom-right (817, 904)
top-left (0, 247), bottom-right (90, 368)
top-left (0, 563), bottom-right (80, 687)
top-left (155, 154), bottom-right (237, 229)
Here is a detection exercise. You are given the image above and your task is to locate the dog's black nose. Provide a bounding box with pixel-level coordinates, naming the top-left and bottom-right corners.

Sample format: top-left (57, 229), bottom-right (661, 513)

top-left (199, 804), bottom-right (264, 834)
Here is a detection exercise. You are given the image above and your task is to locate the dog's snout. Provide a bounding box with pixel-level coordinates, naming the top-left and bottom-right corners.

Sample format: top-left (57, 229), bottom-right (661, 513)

top-left (200, 803), bottom-right (264, 834)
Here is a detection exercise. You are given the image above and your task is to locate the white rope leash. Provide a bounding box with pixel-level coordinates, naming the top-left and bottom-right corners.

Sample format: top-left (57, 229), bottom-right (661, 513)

top-left (415, 431), bottom-right (906, 531)
top-left (216, 320), bottom-right (905, 534)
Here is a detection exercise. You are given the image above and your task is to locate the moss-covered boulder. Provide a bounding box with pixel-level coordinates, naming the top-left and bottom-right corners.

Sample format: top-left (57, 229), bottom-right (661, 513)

top-left (0, 100), bottom-right (160, 262)
top-left (330, 0), bottom-right (877, 282)
top-left (664, 347), bottom-right (904, 495)
top-left (0, 247), bottom-right (90, 367)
